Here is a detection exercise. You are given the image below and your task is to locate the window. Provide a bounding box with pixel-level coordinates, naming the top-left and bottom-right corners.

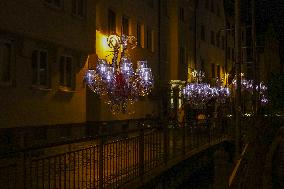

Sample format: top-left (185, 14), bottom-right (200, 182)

top-left (179, 47), bottom-right (185, 65)
top-left (211, 63), bottom-right (215, 78)
top-left (201, 25), bottom-right (205, 41)
top-left (179, 7), bottom-right (185, 22)
top-left (217, 65), bottom-right (220, 78)
top-left (32, 50), bottom-right (49, 87)
top-left (0, 40), bottom-right (12, 84)
top-left (122, 16), bottom-right (129, 35)
top-left (232, 48), bottom-right (235, 61)
top-left (216, 32), bottom-right (220, 47)
top-left (210, 0), bottom-right (214, 13)
top-left (146, 29), bottom-right (155, 52)
top-left (205, 0), bottom-right (209, 9)
top-left (216, 3), bottom-right (220, 16)
top-left (136, 23), bottom-right (142, 47)
top-left (59, 56), bottom-right (73, 89)
top-left (147, 0), bottom-right (154, 8)
top-left (227, 47), bottom-right (231, 60)
top-left (211, 31), bottom-right (215, 45)
top-left (44, 0), bottom-right (63, 9)
top-left (221, 36), bottom-right (225, 49)
top-left (108, 9), bottom-right (116, 34)
top-left (147, 28), bottom-right (152, 50)
top-left (72, 0), bottom-right (86, 18)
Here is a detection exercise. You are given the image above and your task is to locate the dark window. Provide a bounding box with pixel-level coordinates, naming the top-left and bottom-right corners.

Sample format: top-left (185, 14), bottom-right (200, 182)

top-left (137, 23), bottom-right (141, 47)
top-left (108, 9), bottom-right (116, 34)
top-left (147, 0), bottom-right (154, 8)
top-left (179, 47), bottom-right (185, 65)
top-left (211, 31), bottom-right (215, 45)
top-left (44, 0), bottom-right (63, 9)
top-left (221, 36), bottom-right (225, 49)
top-left (122, 16), bottom-right (129, 35)
top-left (210, 0), bottom-right (214, 13)
top-left (0, 41), bottom-right (12, 83)
top-left (147, 28), bottom-right (152, 50)
top-left (179, 7), bottom-right (185, 22)
top-left (201, 58), bottom-right (205, 71)
top-left (201, 25), bottom-right (205, 41)
top-left (205, 0), bottom-right (209, 9)
top-left (217, 65), bottom-right (220, 78)
top-left (60, 56), bottom-right (73, 88)
top-left (232, 48), bottom-right (235, 61)
top-left (32, 50), bottom-right (48, 86)
top-left (211, 63), bottom-right (215, 78)
top-left (216, 3), bottom-right (220, 16)
top-left (228, 47), bottom-right (231, 60)
top-left (216, 32), bottom-right (220, 47)
top-left (72, 0), bottom-right (86, 17)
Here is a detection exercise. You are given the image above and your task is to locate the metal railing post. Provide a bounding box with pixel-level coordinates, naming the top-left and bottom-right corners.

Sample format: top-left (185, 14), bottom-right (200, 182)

top-left (139, 126), bottom-right (144, 176)
top-left (99, 136), bottom-right (104, 189)
top-left (163, 121), bottom-right (169, 164)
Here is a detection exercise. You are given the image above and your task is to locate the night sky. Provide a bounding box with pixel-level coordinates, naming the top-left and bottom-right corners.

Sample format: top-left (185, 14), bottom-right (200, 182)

top-left (257, 0), bottom-right (284, 54)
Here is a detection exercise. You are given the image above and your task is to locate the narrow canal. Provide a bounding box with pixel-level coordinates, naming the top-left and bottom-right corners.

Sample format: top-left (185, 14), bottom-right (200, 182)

top-left (177, 161), bottom-right (214, 189)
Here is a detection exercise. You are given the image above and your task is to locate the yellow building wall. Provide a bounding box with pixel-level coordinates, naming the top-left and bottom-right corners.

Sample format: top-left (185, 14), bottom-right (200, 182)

top-left (87, 0), bottom-right (159, 121)
top-left (0, 0), bottom-right (96, 128)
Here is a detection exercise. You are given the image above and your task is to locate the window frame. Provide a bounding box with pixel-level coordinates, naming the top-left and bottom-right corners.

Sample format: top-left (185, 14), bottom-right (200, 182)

top-left (31, 49), bottom-right (50, 89)
top-left (0, 39), bottom-right (14, 86)
top-left (72, 0), bottom-right (87, 18)
top-left (122, 15), bottom-right (129, 35)
top-left (43, 0), bottom-right (64, 10)
top-left (59, 55), bottom-right (75, 91)
top-left (201, 25), bottom-right (206, 41)
top-left (210, 31), bottom-right (215, 46)
top-left (108, 9), bottom-right (116, 34)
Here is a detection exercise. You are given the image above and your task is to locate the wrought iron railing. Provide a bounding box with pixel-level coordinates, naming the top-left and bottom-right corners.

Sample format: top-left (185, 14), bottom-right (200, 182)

top-left (0, 118), bottom-right (229, 189)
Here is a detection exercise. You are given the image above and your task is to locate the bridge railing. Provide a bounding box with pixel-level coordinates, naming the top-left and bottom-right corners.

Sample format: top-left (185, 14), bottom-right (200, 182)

top-left (0, 118), bottom-right (230, 189)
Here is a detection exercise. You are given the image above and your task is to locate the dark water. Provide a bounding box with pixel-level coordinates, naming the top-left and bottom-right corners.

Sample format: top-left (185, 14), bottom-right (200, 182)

top-left (177, 163), bottom-right (214, 189)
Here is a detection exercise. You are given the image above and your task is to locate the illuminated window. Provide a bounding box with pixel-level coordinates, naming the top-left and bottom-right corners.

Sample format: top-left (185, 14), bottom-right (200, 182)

top-left (122, 16), bottom-right (129, 35)
top-left (108, 9), bottom-right (116, 34)
top-left (0, 40), bottom-right (13, 84)
top-left (59, 55), bottom-right (73, 89)
top-left (72, 0), bottom-right (86, 18)
top-left (32, 50), bottom-right (49, 87)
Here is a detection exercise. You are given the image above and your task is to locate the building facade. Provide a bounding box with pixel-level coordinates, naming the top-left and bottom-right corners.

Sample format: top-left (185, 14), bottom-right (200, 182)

top-left (0, 0), bottom-right (96, 149)
top-left (196, 0), bottom-right (226, 84)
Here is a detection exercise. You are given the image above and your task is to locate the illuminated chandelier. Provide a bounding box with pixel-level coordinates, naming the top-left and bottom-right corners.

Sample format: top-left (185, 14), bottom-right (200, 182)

top-left (213, 78), bottom-right (230, 104)
top-left (85, 34), bottom-right (154, 114)
top-left (232, 77), bottom-right (268, 106)
top-left (182, 70), bottom-right (214, 109)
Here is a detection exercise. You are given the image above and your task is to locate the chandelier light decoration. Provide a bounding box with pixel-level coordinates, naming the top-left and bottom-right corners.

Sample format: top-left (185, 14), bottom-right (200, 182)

top-left (85, 34), bottom-right (154, 114)
top-left (182, 70), bottom-right (211, 108)
top-left (257, 81), bottom-right (268, 106)
top-left (232, 77), bottom-right (268, 106)
top-left (214, 78), bottom-right (231, 104)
